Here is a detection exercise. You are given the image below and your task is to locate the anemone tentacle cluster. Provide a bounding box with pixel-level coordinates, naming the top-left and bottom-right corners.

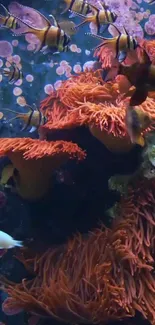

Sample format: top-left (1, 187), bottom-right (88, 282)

top-left (2, 178), bottom-right (155, 324)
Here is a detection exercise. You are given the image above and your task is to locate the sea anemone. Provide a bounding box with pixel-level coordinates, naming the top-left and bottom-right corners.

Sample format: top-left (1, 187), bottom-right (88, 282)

top-left (0, 138), bottom-right (85, 201)
top-left (1, 178), bottom-right (155, 324)
top-left (40, 70), bottom-right (155, 152)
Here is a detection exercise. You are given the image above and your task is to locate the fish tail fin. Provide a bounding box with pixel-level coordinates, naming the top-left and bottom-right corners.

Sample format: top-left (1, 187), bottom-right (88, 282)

top-left (14, 240), bottom-right (23, 247)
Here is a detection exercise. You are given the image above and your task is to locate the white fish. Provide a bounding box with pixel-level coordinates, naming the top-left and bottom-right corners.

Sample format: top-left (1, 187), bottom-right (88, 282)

top-left (0, 230), bottom-right (23, 249)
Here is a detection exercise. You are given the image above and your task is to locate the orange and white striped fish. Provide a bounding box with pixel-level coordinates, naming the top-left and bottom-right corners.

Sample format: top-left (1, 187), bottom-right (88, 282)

top-left (13, 12), bottom-right (71, 54)
top-left (72, 2), bottom-right (117, 34)
top-left (86, 24), bottom-right (138, 62)
top-left (2, 104), bottom-right (47, 133)
top-left (61, 0), bottom-right (93, 15)
top-left (2, 62), bottom-right (23, 84)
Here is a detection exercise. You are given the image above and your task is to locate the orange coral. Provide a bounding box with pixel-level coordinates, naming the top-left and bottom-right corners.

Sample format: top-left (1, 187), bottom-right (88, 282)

top-left (0, 138), bottom-right (85, 200)
top-left (139, 39), bottom-right (155, 64)
top-left (40, 70), bottom-right (155, 152)
top-left (2, 177), bottom-right (155, 324)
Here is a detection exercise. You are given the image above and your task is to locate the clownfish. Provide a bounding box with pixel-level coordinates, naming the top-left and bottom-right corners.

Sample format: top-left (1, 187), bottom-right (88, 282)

top-left (125, 105), bottom-right (154, 147)
top-left (0, 3), bottom-right (18, 29)
top-left (2, 62), bottom-right (23, 84)
top-left (148, 0), bottom-right (155, 4)
top-left (13, 13), bottom-right (71, 54)
top-left (72, 2), bottom-right (117, 34)
top-left (2, 104), bottom-right (47, 133)
top-left (61, 0), bottom-right (93, 15)
top-left (86, 24), bottom-right (138, 62)
top-left (0, 230), bottom-right (23, 249)
top-left (117, 50), bottom-right (155, 106)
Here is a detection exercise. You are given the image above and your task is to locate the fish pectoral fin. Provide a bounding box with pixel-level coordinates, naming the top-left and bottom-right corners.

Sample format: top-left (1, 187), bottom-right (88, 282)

top-left (29, 126), bottom-right (37, 133)
top-left (130, 88), bottom-right (148, 106)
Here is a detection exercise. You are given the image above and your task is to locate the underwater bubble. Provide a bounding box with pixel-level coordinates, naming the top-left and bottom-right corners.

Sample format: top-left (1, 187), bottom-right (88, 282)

top-left (44, 84), bottom-right (54, 95)
top-left (60, 60), bottom-right (69, 66)
top-left (26, 74), bottom-right (34, 82)
top-left (16, 96), bottom-right (27, 106)
top-left (13, 87), bottom-right (22, 96)
top-left (83, 61), bottom-right (95, 71)
top-left (12, 39), bottom-right (19, 47)
top-left (145, 21), bottom-right (155, 35)
top-left (65, 65), bottom-right (72, 73)
top-left (70, 44), bottom-right (78, 52)
top-left (77, 48), bottom-right (82, 53)
top-left (54, 80), bottom-right (62, 90)
top-left (27, 43), bottom-right (36, 51)
top-left (85, 50), bottom-right (91, 56)
top-left (56, 66), bottom-right (65, 76)
top-left (15, 79), bottom-right (23, 86)
top-left (25, 34), bottom-right (39, 45)
top-left (73, 64), bottom-right (82, 74)
top-left (0, 41), bottom-right (13, 58)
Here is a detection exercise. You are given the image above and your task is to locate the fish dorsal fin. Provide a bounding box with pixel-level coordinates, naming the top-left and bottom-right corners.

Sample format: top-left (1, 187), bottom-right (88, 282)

top-left (26, 7), bottom-right (51, 27)
top-left (110, 23), bottom-right (121, 35)
top-left (49, 14), bottom-right (59, 27)
top-left (140, 49), bottom-right (151, 65)
top-left (25, 104), bottom-right (34, 112)
top-left (13, 15), bottom-right (44, 31)
top-left (99, 1), bottom-right (109, 10)
top-left (0, 4), bottom-right (9, 16)
top-left (89, 4), bottom-right (99, 13)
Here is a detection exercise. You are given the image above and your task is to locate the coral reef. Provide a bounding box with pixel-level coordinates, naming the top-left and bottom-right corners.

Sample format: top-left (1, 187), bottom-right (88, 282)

top-left (1, 178), bottom-right (155, 325)
top-left (40, 70), bottom-right (155, 152)
top-left (0, 138), bottom-right (85, 200)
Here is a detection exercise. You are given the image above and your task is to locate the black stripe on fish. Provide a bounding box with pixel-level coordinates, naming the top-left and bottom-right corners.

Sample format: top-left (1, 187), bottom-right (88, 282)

top-left (104, 9), bottom-right (109, 22)
top-left (96, 11), bottom-right (100, 33)
top-left (4, 15), bottom-right (10, 26)
top-left (85, 3), bottom-right (90, 14)
top-left (127, 34), bottom-right (130, 50)
top-left (69, 0), bottom-right (75, 10)
top-left (57, 28), bottom-right (61, 47)
top-left (42, 26), bottom-right (51, 48)
top-left (23, 111), bottom-right (33, 130)
top-left (81, 1), bottom-right (85, 14)
top-left (115, 35), bottom-right (120, 59)
top-left (11, 16), bottom-right (16, 28)
top-left (43, 116), bottom-right (47, 124)
top-left (9, 66), bottom-right (16, 82)
top-left (133, 38), bottom-right (137, 49)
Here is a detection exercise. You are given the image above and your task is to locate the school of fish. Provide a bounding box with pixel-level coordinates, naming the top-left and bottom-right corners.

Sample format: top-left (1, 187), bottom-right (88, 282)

top-left (0, 1), bottom-right (154, 145)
